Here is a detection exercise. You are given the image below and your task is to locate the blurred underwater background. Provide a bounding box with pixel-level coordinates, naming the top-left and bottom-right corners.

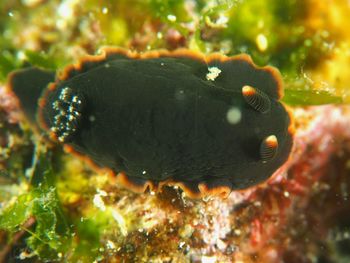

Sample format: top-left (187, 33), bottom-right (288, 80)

top-left (0, 0), bottom-right (350, 262)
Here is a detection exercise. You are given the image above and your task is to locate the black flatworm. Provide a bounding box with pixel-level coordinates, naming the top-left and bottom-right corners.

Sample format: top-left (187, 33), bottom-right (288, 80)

top-left (7, 47), bottom-right (294, 198)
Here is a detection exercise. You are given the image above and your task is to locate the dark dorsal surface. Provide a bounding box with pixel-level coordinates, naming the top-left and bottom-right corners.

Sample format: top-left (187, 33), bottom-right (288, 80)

top-left (40, 54), bottom-right (293, 192)
top-left (8, 67), bottom-right (55, 125)
top-left (8, 49), bottom-right (293, 197)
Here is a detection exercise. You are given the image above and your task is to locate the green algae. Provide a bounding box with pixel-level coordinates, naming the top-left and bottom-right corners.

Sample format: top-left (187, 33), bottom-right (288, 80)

top-left (0, 51), bottom-right (19, 81)
top-left (0, 145), bottom-right (114, 262)
top-left (283, 89), bottom-right (343, 106)
top-left (0, 147), bottom-right (71, 261)
top-left (0, 49), bottom-right (60, 81)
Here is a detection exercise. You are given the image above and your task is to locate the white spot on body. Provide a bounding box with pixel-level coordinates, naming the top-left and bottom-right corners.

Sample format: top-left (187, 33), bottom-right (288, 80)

top-left (174, 89), bottom-right (186, 101)
top-left (52, 101), bottom-right (61, 110)
top-left (206, 67), bottom-right (222, 81)
top-left (89, 115), bottom-right (96, 122)
top-left (226, 107), bottom-right (242, 125)
top-left (51, 87), bottom-right (84, 142)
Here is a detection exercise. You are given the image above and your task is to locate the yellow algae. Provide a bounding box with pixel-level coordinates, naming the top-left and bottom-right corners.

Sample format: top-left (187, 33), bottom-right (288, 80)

top-left (300, 0), bottom-right (350, 102)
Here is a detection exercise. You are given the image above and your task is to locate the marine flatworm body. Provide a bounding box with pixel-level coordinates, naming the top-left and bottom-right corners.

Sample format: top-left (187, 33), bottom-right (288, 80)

top-left (8, 48), bottom-right (294, 198)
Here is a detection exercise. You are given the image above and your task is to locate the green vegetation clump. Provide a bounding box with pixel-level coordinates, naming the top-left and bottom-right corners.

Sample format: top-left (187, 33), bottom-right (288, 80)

top-left (0, 147), bottom-right (71, 261)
